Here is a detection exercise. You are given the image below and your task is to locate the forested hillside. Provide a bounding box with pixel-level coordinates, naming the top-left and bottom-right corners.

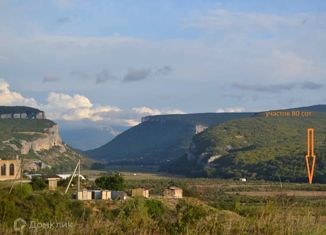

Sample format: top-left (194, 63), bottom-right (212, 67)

top-left (86, 113), bottom-right (253, 164)
top-left (164, 112), bottom-right (326, 182)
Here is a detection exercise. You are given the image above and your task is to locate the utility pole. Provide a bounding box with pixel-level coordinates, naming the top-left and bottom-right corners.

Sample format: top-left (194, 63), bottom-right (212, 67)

top-left (65, 160), bottom-right (81, 194)
top-left (78, 159), bottom-right (80, 192)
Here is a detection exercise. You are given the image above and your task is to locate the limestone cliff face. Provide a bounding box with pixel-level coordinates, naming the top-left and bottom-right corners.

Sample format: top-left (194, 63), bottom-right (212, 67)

top-left (19, 125), bottom-right (66, 154)
top-left (0, 107), bottom-right (87, 172)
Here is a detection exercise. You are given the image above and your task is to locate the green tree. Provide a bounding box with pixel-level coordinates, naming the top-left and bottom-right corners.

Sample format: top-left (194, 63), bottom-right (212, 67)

top-left (95, 173), bottom-right (125, 190)
top-left (30, 176), bottom-right (47, 190)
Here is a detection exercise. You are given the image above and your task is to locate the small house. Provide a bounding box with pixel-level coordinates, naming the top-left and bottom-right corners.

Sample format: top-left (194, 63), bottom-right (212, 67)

top-left (77, 190), bottom-right (92, 200)
top-left (163, 186), bottom-right (183, 199)
top-left (101, 190), bottom-right (111, 200)
top-left (44, 175), bottom-right (61, 190)
top-left (57, 174), bottom-right (86, 180)
top-left (132, 188), bottom-right (149, 198)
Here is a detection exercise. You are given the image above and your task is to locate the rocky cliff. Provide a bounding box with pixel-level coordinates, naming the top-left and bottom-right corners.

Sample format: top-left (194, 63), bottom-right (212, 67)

top-left (0, 116), bottom-right (89, 172)
top-left (0, 106), bottom-right (45, 119)
top-left (19, 125), bottom-right (65, 154)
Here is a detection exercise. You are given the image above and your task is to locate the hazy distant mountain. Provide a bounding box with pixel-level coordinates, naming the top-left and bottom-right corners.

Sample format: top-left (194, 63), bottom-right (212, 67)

top-left (61, 127), bottom-right (123, 151)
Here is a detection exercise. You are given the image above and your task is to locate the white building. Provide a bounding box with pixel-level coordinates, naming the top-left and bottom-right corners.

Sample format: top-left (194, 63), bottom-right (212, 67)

top-left (57, 174), bottom-right (85, 180)
top-left (239, 178), bottom-right (247, 182)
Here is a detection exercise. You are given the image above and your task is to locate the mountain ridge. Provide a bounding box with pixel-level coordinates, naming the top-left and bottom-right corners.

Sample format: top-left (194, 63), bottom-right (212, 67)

top-left (86, 104), bottom-right (326, 181)
top-left (163, 107), bottom-right (326, 181)
top-left (86, 112), bottom-right (254, 164)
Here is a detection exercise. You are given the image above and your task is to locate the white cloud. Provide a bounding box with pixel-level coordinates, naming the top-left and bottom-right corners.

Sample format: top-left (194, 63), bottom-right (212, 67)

top-left (44, 92), bottom-right (121, 121)
top-left (61, 106), bottom-right (121, 121)
top-left (0, 79), bottom-right (184, 126)
top-left (124, 119), bottom-right (141, 126)
top-left (216, 107), bottom-right (245, 113)
top-left (0, 4), bottom-right (326, 113)
top-left (47, 92), bottom-right (93, 109)
top-left (132, 106), bottom-right (185, 116)
top-left (62, 108), bottom-right (107, 121)
top-left (0, 79), bottom-right (37, 106)
top-left (166, 109), bottom-right (186, 114)
top-left (118, 107), bottom-right (185, 127)
top-left (132, 106), bottom-right (162, 116)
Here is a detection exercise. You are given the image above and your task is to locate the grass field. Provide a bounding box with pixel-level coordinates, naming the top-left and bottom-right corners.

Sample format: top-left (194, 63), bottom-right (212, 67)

top-left (81, 169), bottom-right (180, 180)
top-left (1, 171), bottom-right (326, 234)
top-left (227, 190), bottom-right (326, 197)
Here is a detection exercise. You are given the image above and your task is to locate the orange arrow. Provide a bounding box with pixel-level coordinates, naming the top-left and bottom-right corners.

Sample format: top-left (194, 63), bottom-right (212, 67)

top-left (305, 128), bottom-right (316, 184)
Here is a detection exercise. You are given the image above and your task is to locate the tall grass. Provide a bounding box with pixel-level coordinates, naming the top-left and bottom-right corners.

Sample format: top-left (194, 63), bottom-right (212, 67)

top-left (1, 180), bottom-right (326, 234)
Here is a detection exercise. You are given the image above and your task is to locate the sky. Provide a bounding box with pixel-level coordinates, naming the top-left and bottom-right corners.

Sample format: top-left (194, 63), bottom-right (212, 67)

top-left (0, 0), bottom-right (326, 129)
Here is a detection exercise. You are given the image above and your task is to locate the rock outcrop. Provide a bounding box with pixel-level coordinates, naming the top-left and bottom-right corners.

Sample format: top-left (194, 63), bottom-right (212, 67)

top-left (0, 106), bottom-right (89, 172)
top-left (19, 125), bottom-right (66, 154)
top-left (0, 106), bottom-right (45, 119)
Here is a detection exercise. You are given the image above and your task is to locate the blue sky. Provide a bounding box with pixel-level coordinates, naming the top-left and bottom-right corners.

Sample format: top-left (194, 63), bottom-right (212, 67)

top-left (0, 0), bottom-right (326, 129)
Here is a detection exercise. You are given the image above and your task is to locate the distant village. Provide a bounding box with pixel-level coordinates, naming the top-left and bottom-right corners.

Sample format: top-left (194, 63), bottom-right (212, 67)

top-left (42, 173), bottom-right (183, 201)
top-left (0, 158), bottom-right (183, 201)
top-left (0, 106), bottom-right (183, 201)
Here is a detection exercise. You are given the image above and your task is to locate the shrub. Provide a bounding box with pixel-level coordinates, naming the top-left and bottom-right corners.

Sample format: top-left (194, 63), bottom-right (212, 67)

top-left (11, 183), bottom-right (33, 198)
top-left (145, 199), bottom-right (166, 219)
top-left (95, 174), bottom-right (125, 190)
top-left (30, 177), bottom-right (47, 190)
